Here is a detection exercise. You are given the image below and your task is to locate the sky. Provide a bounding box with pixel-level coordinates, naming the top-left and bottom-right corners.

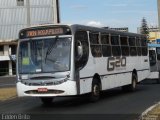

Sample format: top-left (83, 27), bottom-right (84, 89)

top-left (60, 0), bottom-right (158, 33)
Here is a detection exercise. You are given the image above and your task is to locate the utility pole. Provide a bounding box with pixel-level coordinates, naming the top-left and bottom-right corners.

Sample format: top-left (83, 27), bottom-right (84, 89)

top-left (26, 0), bottom-right (31, 27)
top-left (53, 0), bottom-right (60, 24)
top-left (158, 0), bottom-right (160, 31)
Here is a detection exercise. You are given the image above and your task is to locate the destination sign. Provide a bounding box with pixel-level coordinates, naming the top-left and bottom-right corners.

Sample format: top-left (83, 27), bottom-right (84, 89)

top-left (19, 26), bottom-right (71, 39)
top-left (27, 28), bottom-right (63, 37)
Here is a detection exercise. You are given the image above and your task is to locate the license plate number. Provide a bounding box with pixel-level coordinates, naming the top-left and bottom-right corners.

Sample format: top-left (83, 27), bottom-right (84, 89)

top-left (38, 88), bottom-right (48, 92)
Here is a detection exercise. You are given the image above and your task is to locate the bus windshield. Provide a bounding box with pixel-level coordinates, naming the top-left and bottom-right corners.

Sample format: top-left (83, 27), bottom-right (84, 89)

top-left (18, 37), bottom-right (71, 74)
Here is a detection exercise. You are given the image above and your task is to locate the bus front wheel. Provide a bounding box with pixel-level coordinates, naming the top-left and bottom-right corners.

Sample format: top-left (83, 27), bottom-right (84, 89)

top-left (40, 97), bottom-right (54, 105)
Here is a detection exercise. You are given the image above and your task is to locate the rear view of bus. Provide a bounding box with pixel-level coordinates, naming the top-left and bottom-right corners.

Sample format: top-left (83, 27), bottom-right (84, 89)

top-left (148, 43), bottom-right (160, 83)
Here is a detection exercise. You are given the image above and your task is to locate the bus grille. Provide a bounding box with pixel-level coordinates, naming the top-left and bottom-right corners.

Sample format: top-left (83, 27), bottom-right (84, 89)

top-left (25, 90), bottom-right (64, 94)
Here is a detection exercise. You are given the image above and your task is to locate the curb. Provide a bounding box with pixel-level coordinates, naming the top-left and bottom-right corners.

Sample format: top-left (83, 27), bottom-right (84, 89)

top-left (140, 102), bottom-right (160, 119)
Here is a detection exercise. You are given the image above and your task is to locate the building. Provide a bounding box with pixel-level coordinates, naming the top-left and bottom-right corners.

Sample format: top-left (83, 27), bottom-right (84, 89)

top-left (0, 0), bottom-right (60, 76)
top-left (149, 32), bottom-right (160, 42)
top-left (103, 27), bottom-right (129, 32)
top-left (137, 27), bottom-right (159, 34)
top-left (148, 27), bottom-right (159, 32)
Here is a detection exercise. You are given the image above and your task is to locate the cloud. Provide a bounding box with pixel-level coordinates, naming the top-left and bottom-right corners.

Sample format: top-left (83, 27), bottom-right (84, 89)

top-left (87, 21), bottom-right (103, 27)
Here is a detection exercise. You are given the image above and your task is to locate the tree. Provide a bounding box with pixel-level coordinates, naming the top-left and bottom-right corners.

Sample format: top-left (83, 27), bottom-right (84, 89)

top-left (140, 17), bottom-right (149, 36)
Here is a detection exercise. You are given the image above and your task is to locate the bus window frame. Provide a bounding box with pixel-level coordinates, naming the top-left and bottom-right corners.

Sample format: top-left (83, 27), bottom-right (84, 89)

top-left (129, 37), bottom-right (137, 56)
top-left (111, 35), bottom-right (121, 57)
top-left (101, 33), bottom-right (112, 57)
top-left (90, 32), bottom-right (102, 58)
top-left (120, 36), bottom-right (129, 56)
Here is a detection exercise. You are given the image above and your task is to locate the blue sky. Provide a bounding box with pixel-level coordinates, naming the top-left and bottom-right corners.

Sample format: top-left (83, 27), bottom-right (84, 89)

top-left (60, 0), bottom-right (158, 33)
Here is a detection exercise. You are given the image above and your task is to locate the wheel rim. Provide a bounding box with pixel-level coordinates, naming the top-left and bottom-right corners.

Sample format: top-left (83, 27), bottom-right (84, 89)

top-left (93, 84), bottom-right (100, 96)
top-left (132, 78), bottom-right (136, 88)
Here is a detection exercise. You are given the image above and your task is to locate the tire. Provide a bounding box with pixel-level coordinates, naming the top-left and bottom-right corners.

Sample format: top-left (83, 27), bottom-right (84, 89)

top-left (122, 73), bottom-right (137, 92)
top-left (90, 79), bottom-right (101, 102)
top-left (40, 97), bottom-right (54, 105)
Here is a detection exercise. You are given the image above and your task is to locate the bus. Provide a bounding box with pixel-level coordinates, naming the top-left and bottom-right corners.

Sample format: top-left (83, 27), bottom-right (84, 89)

top-left (16, 24), bottom-right (150, 105)
top-left (147, 43), bottom-right (160, 83)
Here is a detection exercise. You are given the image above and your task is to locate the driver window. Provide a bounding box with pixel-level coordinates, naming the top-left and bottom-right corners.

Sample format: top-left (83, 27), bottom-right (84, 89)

top-left (75, 31), bottom-right (89, 70)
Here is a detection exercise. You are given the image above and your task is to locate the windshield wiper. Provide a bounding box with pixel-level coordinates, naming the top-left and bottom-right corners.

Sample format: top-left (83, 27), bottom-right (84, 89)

top-left (45, 37), bottom-right (58, 63)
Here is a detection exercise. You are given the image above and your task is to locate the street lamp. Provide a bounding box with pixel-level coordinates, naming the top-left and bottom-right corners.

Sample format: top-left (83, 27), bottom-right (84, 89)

top-left (158, 0), bottom-right (160, 31)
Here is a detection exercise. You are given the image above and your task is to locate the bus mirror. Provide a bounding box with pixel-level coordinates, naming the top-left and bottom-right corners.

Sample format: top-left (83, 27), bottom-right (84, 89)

top-left (77, 41), bottom-right (83, 58)
top-left (9, 55), bottom-right (16, 63)
top-left (78, 45), bottom-right (83, 58)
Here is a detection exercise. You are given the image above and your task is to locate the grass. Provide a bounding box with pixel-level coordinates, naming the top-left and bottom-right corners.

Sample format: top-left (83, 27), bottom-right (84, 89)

top-left (0, 87), bottom-right (17, 101)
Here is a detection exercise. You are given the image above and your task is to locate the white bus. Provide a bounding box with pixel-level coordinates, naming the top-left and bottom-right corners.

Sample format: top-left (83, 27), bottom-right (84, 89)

top-left (147, 43), bottom-right (160, 83)
top-left (16, 24), bottom-right (150, 105)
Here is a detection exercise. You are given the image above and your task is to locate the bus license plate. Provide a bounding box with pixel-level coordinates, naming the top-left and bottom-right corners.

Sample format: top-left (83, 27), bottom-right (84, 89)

top-left (38, 88), bottom-right (48, 92)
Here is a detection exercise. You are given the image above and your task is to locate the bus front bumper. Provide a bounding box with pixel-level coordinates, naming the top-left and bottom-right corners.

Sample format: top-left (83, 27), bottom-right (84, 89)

top-left (16, 81), bottom-right (77, 97)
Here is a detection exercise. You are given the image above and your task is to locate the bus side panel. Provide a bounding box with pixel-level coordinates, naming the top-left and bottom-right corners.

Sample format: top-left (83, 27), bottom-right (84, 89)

top-left (78, 55), bottom-right (150, 94)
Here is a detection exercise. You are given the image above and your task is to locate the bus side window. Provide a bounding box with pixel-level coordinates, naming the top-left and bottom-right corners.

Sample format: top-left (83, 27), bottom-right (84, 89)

top-left (101, 34), bottom-right (112, 57)
top-left (129, 37), bottom-right (137, 56)
top-left (75, 31), bottom-right (89, 70)
top-left (149, 50), bottom-right (156, 66)
top-left (120, 36), bottom-right (129, 56)
top-left (90, 32), bottom-right (102, 57)
top-left (136, 38), bottom-right (142, 56)
top-left (111, 35), bottom-right (121, 56)
top-left (141, 37), bottom-right (148, 56)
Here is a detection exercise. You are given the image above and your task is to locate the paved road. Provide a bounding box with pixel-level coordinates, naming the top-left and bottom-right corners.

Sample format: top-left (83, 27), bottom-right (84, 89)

top-left (0, 82), bottom-right (160, 120)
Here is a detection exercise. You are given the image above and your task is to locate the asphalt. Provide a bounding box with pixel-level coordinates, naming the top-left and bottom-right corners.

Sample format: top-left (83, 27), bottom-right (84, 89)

top-left (0, 80), bottom-right (160, 120)
top-left (0, 76), bottom-right (16, 88)
top-left (0, 77), bottom-right (160, 120)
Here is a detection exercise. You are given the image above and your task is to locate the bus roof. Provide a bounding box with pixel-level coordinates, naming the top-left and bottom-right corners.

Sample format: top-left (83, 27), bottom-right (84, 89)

top-left (19, 24), bottom-right (146, 38)
top-left (70, 24), bottom-right (145, 37)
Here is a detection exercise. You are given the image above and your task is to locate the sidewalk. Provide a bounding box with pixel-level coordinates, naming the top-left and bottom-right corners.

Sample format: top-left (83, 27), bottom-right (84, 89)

top-left (141, 103), bottom-right (160, 120)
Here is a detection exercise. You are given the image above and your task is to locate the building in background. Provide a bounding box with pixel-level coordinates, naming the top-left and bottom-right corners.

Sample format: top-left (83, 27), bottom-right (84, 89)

top-left (0, 0), bottom-right (60, 76)
top-left (137, 27), bottom-right (159, 34)
top-left (137, 27), bottom-right (160, 43)
top-left (149, 32), bottom-right (160, 43)
top-left (103, 27), bottom-right (129, 32)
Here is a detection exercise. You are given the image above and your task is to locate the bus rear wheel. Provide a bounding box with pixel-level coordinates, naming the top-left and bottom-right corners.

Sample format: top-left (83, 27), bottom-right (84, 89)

top-left (122, 73), bottom-right (137, 92)
top-left (90, 79), bottom-right (101, 102)
top-left (40, 97), bottom-right (54, 105)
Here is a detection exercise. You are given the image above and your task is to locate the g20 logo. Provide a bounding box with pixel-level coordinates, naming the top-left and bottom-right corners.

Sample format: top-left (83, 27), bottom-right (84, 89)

top-left (107, 57), bottom-right (126, 71)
